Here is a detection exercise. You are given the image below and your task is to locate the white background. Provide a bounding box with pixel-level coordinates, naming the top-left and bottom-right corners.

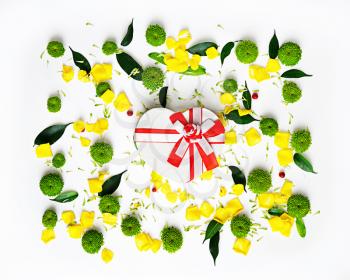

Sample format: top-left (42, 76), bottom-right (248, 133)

top-left (1, 0), bottom-right (349, 279)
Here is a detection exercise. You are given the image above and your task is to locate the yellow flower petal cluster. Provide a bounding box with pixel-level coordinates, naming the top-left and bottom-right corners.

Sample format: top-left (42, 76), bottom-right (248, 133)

top-left (88, 171), bottom-right (107, 194)
top-left (249, 58), bottom-right (281, 82)
top-left (73, 118), bottom-right (109, 135)
top-left (268, 213), bottom-right (294, 237)
top-left (80, 211), bottom-right (95, 228)
top-left (257, 180), bottom-right (294, 208)
top-left (274, 131), bottom-right (293, 166)
top-left (134, 232), bottom-right (162, 253)
top-left (102, 213), bottom-right (117, 226)
top-left (214, 198), bottom-right (243, 224)
top-left (90, 64), bottom-right (112, 83)
top-left (185, 201), bottom-right (214, 221)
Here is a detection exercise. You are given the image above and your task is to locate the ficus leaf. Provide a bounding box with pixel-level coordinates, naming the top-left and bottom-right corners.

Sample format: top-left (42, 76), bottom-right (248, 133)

top-left (50, 191), bottom-right (78, 203)
top-left (269, 30), bottom-right (279, 59)
top-left (220, 41), bottom-right (234, 65)
top-left (228, 166), bottom-right (246, 191)
top-left (34, 123), bottom-right (71, 146)
top-left (268, 207), bottom-right (285, 216)
top-left (116, 52), bottom-right (143, 80)
top-left (99, 171), bottom-right (126, 196)
top-left (159, 86), bottom-right (168, 108)
top-left (225, 110), bottom-right (257, 124)
top-left (293, 153), bottom-right (317, 174)
top-left (121, 19), bottom-right (134, 46)
top-left (203, 220), bottom-right (223, 243)
top-left (187, 42), bottom-right (218, 56)
top-left (296, 217), bottom-right (306, 238)
top-left (69, 47), bottom-right (91, 73)
top-left (209, 231), bottom-right (220, 265)
top-left (242, 81), bottom-right (252, 110)
top-left (281, 69), bottom-right (312, 78)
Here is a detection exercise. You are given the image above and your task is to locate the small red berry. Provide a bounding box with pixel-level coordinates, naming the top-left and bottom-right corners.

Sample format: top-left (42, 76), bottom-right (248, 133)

top-left (152, 187), bottom-right (157, 192)
top-left (279, 171), bottom-right (285, 178)
top-left (252, 92), bottom-right (259, 99)
top-left (127, 109), bottom-right (133, 116)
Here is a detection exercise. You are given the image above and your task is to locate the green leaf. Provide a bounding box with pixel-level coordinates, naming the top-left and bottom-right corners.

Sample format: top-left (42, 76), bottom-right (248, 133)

top-left (159, 86), bottom-right (168, 108)
top-left (121, 19), bottom-right (134, 46)
top-left (220, 42), bottom-right (235, 65)
top-left (296, 217), bottom-right (306, 238)
top-left (116, 52), bottom-right (143, 80)
top-left (99, 171), bottom-right (126, 196)
top-left (50, 191), bottom-right (78, 203)
top-left (203, 220), bottom-right (223, 243)
top-left (34, 123), bottom-right (71, 146)
top-left (187, 42), bottom-right (218, 56)
top-left (268, 207), bottom-right (285, 216)
top-left (269, 30), bottom-right (279, 59)
top-left (209, 231), bottom-right (220, 265)
top-left (69, 47), bottom-right (91, 73)
top-left (148, 52), bottom-right (165, 64)
top-left (228, 166), bottom-right (246, 191)
top-left (293, 153), bottom-right (317, 174)
top-left (225, 110), bottom-right (257, 124)
top-left (242, 81), bottom-right (252, 110)
top-left (281, 69), bottom-right (312, 78)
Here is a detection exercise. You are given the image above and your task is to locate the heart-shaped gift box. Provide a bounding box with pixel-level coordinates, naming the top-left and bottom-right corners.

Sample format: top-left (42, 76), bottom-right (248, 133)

top-left (134, 107), bottom-right (225, 183)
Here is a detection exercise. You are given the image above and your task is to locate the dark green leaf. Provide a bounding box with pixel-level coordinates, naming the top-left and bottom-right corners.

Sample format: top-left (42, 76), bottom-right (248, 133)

top-left (281, 69), bottom-right (312, 78)
top-left (203, 220), bottom-right (223, 243)
top-left (121, 19), bottom-right (134, 46)
top-left (242, 81), bottom-right (252, 110)
top-left (225, 110), bottom-right (257, 124)
top-left (187, 42), bottom-right (218, 56)
top-left (116, 52), bottom-right (143, 80)
top-left (296, 217), bottom-right (306, 238)
top-left (209, 231), bottom-right (220, 265)
top-left (99, 171), bottom-right (126, 196)
top-left (220, 42), bottom-right (235, 65)
top-left (69, 47), bottom-right (91, 73)
top-left (148, 52), bottom-right (165, 64)
top-left (269, 31), bottom-right (279, 59)
top-left (293, 153), bottom-right (317, 174)
top-left (50, 191), bottom-right (78, 203)
top-left (34, 123), bottom-right (71, 146)
top-left (268, 207), bottom-right (285, 216)
top-left (228, 166), bottom-right (246, 191)
top-left (159, 86), bottom-right (168, 108)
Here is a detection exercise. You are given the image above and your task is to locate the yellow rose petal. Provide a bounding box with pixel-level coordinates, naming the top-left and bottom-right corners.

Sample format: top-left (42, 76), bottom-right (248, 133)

top-left (238, 108), bottom-right (252, 116)
top-left (102, 213), bottom-right (117, 226)
top-left (67, 224), bottom-right (84, 239)
top-left (135, 232), bottom-right (153, 251)
top-left (200, 170), bottom-right (213, 180)
top-left (219, 186), bottom-right (227, 197)
top-left (61, 211), bottom-right (75, 225)
top-left (90, 64), bottom-right (112, 83)
top-left (41, 228), bottom-right (55, 244)
top-left (165, 37), bottom-right (177, 49)
top-left (233, 238), bottom-right (251, 255)
top-left (166, 192), bottom-right (178, 203)
top-left (265, 58), bottom-right (281, 73)
top-left (220, 93), bottom-right (236, 105)
top-left (225, 130), bottom-right (237, 144)
top-left (100, 89), bottom-right (115, 104)
top-left (80, 136), bottom-right (91, 147)
top-left (62, 65), bottom-right (74, 82)
top-left (274, 192), bottom-right (289, 204)
top-left (78, 70), bottom-right (90, 82)
top-left (88, 178), bottom-right (103, 194)
top-left (249, 65), bottom-right (270, 82)
top-left (160, 181), bottom-right (171, 194)
top-left (257, 193), bottom-right (275, 208)
top-left (101, 248), bottom-right (114, 263)
top-left (150, 239), bottom-right (162, 253)
top-left (226, 198), bottom-right (244, 218)
top-left (277, 148), bottom-right (293, 166)
top-left (200, 201), bottom-right (214, 218)
top-left (185, 205), bottom-right (201, 221)
top-left (281, 180), bottom-right (294, 196)
top-left (214, 207), bottom-right (231, 224)
top-left (114, 92), bottom-right (132, 112)
top-left (80, 211), bottom-right (95, 228)
top-left (274, 131), bottom-right (291, 149)
top-left (205, 47), bottom-right (219, 59)
top-left (217, 112), bottom-right (228, 127)
top-left (144, 187), bottom-right (150, 198)
top-left (36, 143), bottom-right (53, 158)
top-left (245, 127), bottom-right (261, 146)
top-left (73, 120), bottom-right (85, 133)
top-left (232, 184), bottom-right (244, 196)
top-left (179, 191), bottom-right (188, 202)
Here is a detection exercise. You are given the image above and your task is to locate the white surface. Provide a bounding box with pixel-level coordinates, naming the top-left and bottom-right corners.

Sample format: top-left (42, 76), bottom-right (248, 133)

top-left (1, 0), bottom-right (350, 279)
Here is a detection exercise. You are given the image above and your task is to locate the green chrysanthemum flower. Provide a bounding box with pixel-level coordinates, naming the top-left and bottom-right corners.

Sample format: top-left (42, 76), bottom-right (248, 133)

top-left (259, 117), bottom-right (279, 136)
top-left (223, 79), bottom-right (238, 93)
top-left (235, 40), bottom-right (259, 64)
top-left (145, 24), bottom-right (166, 46)
top-left (291, 129), bottom-right (312, 153)
top-left (99, 195), bottom-right (120, 215)
top-left (247, 168), bottom-right (272, 194)
top-left (282, 81), bottom-right (302, 104)
top-left (39, 173), bottom-right (64, 197)
top-left (42, 209), bottom-right (58, 228)
top-left (121, 216), bottom-right (141, 236)
top-left (81, 229), bottom-right (104, 254)
top-left (90, 142), bottom-right (113, 165)
top-left (141, 67), bottom-right (165, 92)
top-left (96, 82), bottom-right (111, 97)
top-left (230, 214), bottom-right (252, 238)
top-left (47, 41), bottom-right (65, 58)
top-left (52, 153), bottom-right (66, 168)
top-left (161, 226), bottom-right (183, 253)
top-left (102, 41), bottom-right (117, 55)
top-left (278, 42), bottom-right (302, 66)
top-left (287, 194), bottom-right (310, 218)
top-left (47, 96), bottom-right (61, 113)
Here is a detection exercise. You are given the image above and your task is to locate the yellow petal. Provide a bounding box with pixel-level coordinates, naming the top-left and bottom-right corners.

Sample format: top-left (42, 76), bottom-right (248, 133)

top-left (160, 181), bottom-right (171, 194)
top-left (238, 109), bottom-right (252, 116)
top-left (88, 178), bottom-right (103, 194)
top-left (281, 180), bottom-right (294, 196)
top-left (269, 216), bottom-right (283, 232)
top-left (200, 170), bottom-right (213, 180)
top-left (225, 130), bottom-right (237, 144)
top-left (248, 65), bottom-right (270, 82)
top-left (101, 248), bottom-right (114, 263)
top-left (80, 136), bottom-right (91, 147)
top-left (150, 239), bottom-right (162, 253)
top-left (41, 228), bottom-right (55, 244)
top-left (114, 92), bottom-right (131, 112)
top-left (279, 213), bottom-right (294, 237)
top-left (265, 58), bottom-right (281, 73)
top-left (219, 186), bottom-right (227, 197)
top-left (134, 232), bottom-right (153, 251)
top-left (175, 49), bottom-right (189, 62)
top-left (102, 213), bottom-right (117, 226)
top-left (179, 191), bottom-right (188, 202)
top-left (232, 184), bottom-right (244, 196)
top-left (185, 205), bottom-right (201, 221)
top-left (165, 37), bottom-right (177, 49)
top-left (78, 70), bottom-right (90, 82)
top-left (62, 65), bottom-right (74, 82)
top-left (245, 127), bottom-right (261, 146)
top-left (61, 211), bottom-right (75, 225)
top-left (67, 224), bottom-right (84, 239)
top-left (166, 192), bottom-right (178, 203)
top-left (220, 93), bottom-right (236, 105)
top-left (96, 118), bottom-right (109, 131)
top-left (100, 89), bottom-right (115, 104)
top-left (90, 64), bottom-right (112, 83)
top-left (277, 148), bottom-right (293, 166)
top-left (35, 143), bottom-right (53, 158)
top-left (73, 120), bottom-right (85, 133)
top-left (225, 198), bottom-right (244, 218)
top-left (80, 211), bottom-right (95, 228)
top-left (85, 123), bottom-right (95, 132)
top-left (217, 112), bottom-right (228, 127)
top-left (205, 47), bottom-right (219, 59)
top-left (223, 106), bottom-right (234, 115)
top-left (257, 193), bottom-right (275, 208)
top-left (274, 131), bottom-right (291, 149)
top-left (213, 207), bottom-right (231, 224)
top-left (200, 201), bottom-right (214, 218)
top-left (274, 192), bottom-right (289, 204)
top-left (144, 187), bottom-right (151, 198)
top-left (233, 238), bottom-right (251, 255)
